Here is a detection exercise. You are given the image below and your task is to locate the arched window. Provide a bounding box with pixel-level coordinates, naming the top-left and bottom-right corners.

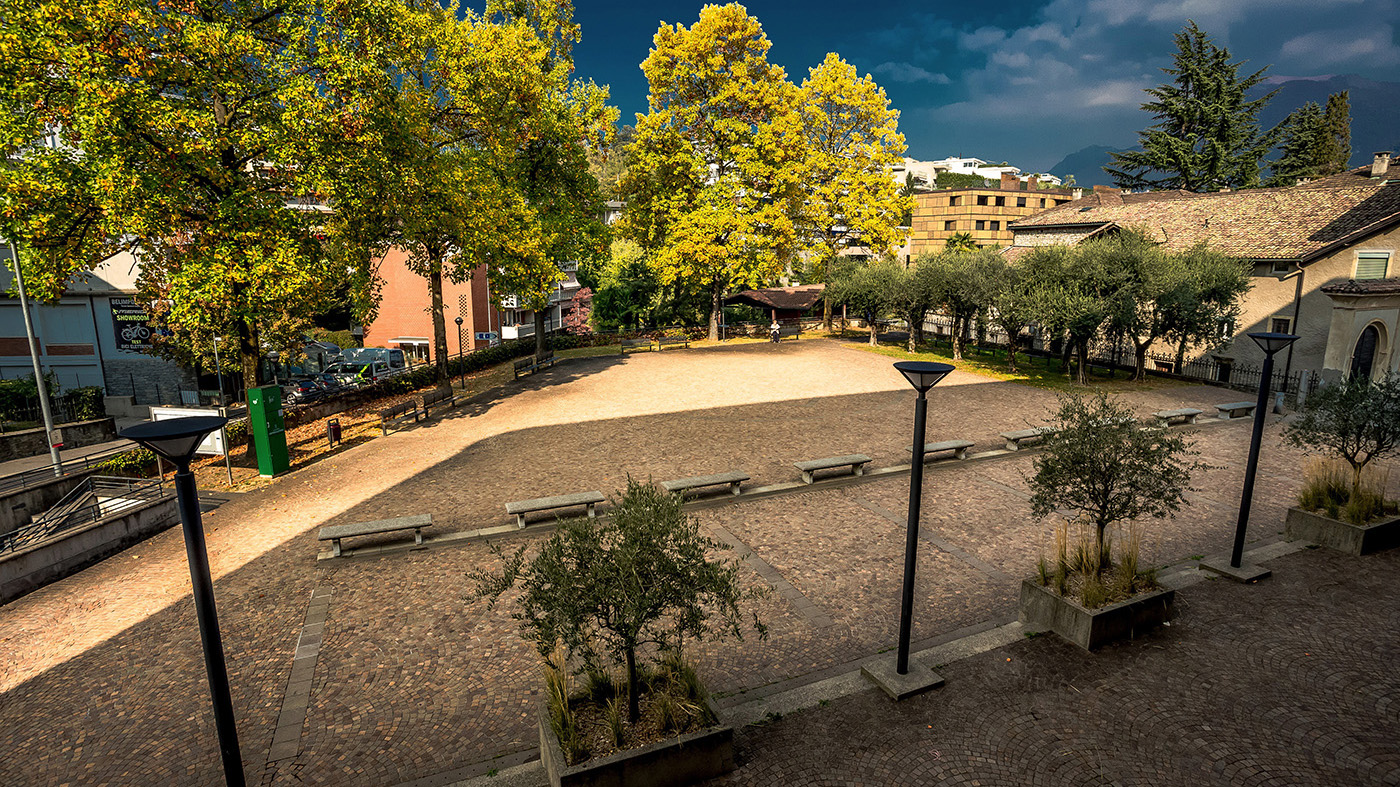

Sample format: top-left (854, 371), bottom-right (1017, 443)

top-left (1351, 324), bottom-right (1380, 379)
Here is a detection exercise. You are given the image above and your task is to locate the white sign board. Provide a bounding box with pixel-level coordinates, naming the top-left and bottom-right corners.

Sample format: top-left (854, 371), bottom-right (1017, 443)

top-left (149, 406), bottom-right (228, 456)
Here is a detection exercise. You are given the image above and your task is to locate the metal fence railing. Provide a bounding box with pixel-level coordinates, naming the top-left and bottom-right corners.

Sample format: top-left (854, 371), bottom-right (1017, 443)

top-left (0, 444), bottom-right (135, 497)
top-left (0, 475), bottom-right (168, 554)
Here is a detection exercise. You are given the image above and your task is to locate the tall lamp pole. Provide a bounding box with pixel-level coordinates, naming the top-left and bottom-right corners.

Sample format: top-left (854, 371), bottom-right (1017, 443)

top-left (213, 337), bottom-right (225, 407)
top-left (120, 416), bottom-right (246, 787)
top-left (8, 240), bottom-right (62, 476)
top-left (863, 361), bottom-right (954, 700)
top-left (1204, 331), bottom-right (1298, 583)
top-left (454, 316), bottom-right (465, 389)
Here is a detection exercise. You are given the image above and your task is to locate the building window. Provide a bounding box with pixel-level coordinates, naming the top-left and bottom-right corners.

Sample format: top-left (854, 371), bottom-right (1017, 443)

top-left (949, 196), bottom-right (960, 206)
top-left (989, 221), bottom-right (1001, 231)
top-left (1270, 260), bottom-right (1293, 275)
top-left (977, 195), bottom-right (989, 206)
top-left (1356, 251), bottom-right (1391, 280)
top-left (1270, 317), bottom-right (1292, 334)
top-left (1218, 318), bottom-right (1235, 340)
top-left (1040, 198), bottom-right (1046, 207)
top-left (1017, 197), bottom-right (1027, 207)
top-left (995, 196), bottom-right (1005, 207)
top-left (975, 220), bottom-right (986, 231)
top-left (944, 220), bottom-right (955, 231)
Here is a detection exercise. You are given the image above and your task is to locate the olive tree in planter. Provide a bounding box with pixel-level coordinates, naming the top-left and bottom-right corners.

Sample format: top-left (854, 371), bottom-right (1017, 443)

top-left (1284, 372), bottom-right (1400, 554)
top-left (1021, 393), bottom-right (1205, 650)
top-left (471, 479), bottom-right (765, 786)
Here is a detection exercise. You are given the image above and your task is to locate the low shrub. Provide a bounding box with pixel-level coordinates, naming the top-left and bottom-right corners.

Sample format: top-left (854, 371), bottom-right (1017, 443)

top-left (63, 386), bottom-right (106, 421)
top-left (91, 448), bottom-right (159, 478)
top-left (1297, 458), bottom-right (1396, 525)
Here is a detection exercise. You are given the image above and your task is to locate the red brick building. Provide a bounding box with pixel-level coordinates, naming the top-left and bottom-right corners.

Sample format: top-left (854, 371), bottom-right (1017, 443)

top-left (363, 248), bottom-right (499, 361)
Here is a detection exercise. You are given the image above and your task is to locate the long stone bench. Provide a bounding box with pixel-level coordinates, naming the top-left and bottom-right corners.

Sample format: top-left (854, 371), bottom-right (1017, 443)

top-left (318, 514), bottom-right (432, 557)
top-left (1153, 407), bottom-right (1203, 426)
top-left (620, 338), bottom-right (653, 354)
top-left (505, 490), bottom-right (605, 529)
top-left (1216, 401), bottom-right (1256, 420)
top-left (661, 471), bottom-right (750, 498)
top-left (1001, 427), bottom-right (1055, 451)
top-left (794, 454), bottom-right (872, 484)
top-left (907, 439), bottom-right (975, 462)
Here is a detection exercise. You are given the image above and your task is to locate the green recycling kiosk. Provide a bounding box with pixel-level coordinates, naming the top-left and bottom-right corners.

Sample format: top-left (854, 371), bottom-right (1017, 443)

top-left (247, 384), bottom-right (290, 477)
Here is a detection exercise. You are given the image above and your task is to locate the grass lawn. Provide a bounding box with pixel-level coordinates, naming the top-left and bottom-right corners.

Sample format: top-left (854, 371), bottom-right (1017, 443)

top-left (839, 336), bottom-right (1188, 393)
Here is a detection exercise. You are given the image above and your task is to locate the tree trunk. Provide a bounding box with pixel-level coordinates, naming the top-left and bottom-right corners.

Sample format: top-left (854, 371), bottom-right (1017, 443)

top-left (708, 279), bottom-right (722, 342)
top-left (1132, 341), bottom-right (1149, 382)
top-left (869, 316), bottom-right (878, 346)
top-left (950, 310), bottom-right (964, 360)
top-left (908, 311), bottom-right (921, 353)
top-left (1174, 336), bottom-right (1188, 373)
top-left (236, 320), bottom-right (261, 393)
top-left (534, 308), bottom-right (547, 359)
top-left (1060, 339), bottom-right (1074, 377)
top-left (1004, 327), bottom-right (1019, 373)
top-left (625, 646), bottom-right (640, 725)
top-left (1096, 521), bottom-right (1108, 577)
top-left (823, 293), bottom-right (833, 332)
top-left (428, 256), bottom-right (448, 377)
top-left (1076, 341), bottom-right (1089, 385)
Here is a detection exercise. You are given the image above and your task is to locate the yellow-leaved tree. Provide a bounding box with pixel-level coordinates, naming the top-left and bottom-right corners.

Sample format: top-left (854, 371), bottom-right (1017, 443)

top-left (619, 4), bottom-right (805, 340)
top-left (796, 54), bottom-right (911, 330)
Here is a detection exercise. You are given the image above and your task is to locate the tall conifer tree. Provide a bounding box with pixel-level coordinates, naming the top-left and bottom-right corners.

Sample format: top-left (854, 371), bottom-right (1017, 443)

top-left (1105, 22), bottom-right (1279, 192)
top-left (1319, 91), bottom-right (1352, 175)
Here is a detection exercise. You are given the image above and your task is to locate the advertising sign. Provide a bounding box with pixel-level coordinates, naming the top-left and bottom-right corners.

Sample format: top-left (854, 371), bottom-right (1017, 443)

top-left (150, 406), bottom-right (228, 456)
top-left (110, 297), bottom-right (155, 352)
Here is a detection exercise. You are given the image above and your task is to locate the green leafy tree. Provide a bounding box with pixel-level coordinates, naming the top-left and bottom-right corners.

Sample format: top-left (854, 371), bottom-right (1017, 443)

top-left (1266, 102), bottom-right (1326, 186)
top-left (619, 4), bottom-right (804, 340)
top-left (1286, 373), bottom-right (1400, 499)
top-left (1029, 393), bottom-right (1204, 575)
top-left (1023, 244), bottom-right (1113, 384)
top-left (1092, 229), bottom-right (1177, 381)
top-left (986, 256), bottom-right (1036, 373)
top-left (472, 479), bottom-right (765, 724)
top-left (827, 259), bottom-right (899, 345)
top-left (0, 0), bottom-right (400, 385)
top-left (795, 53), bottom-right (910, 330)
top-left (884, 260), bottom-right (938, 352)
top-left (1105, 21), bottom-right (1279, 191)
top-left (921, 248), bottom-right (999, 360)
top-left (1158, 243), bottom-right (1252, 370)
top-left (945, 232), bottom-right (977, 252)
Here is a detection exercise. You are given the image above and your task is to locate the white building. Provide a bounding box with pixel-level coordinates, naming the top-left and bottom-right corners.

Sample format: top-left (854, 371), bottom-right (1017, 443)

top-left (892, 156), bottom-right (1062, 189)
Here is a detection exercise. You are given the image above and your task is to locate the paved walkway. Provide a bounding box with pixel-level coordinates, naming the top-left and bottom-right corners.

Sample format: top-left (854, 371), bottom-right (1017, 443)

top-left (0, 339), bottom-right (1358, 786)
top-left (709, 546), bottom-right (1400, 786)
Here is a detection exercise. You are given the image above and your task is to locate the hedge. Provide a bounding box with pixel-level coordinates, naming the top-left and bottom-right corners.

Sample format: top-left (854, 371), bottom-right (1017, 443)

top-left (63, 386), bottom-right (106, 421)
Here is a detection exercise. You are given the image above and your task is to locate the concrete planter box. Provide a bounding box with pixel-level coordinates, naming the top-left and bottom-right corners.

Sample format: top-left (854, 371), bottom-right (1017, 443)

top-left (538, 700), bottom-right (734, 787)
top-left (1285, 506), bottom-right (1400, 556)
top-left (1019, 579), bottom-right (1174, 651)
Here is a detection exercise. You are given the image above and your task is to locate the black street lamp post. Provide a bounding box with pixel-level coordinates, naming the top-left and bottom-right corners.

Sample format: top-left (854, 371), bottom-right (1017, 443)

top-left (454, 316), bottom-right (466, 389)
top-left (863, 361), bottom-right (954, 699)
top-left (119, 416), bottom-right (246, 787)
top-left (1204, 331), bottom-right (1298, 583)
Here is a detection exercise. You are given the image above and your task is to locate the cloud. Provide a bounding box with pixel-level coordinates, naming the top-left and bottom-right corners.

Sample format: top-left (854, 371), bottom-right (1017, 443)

top-left (1280, 25), bottom-right (1400, 67)
top-left (873, 62), bottom-right (952, 84)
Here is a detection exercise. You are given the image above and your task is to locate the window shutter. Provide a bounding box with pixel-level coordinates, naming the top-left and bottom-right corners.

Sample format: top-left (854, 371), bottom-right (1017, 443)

top-left (1356, 252), bottom-right (1390, 280)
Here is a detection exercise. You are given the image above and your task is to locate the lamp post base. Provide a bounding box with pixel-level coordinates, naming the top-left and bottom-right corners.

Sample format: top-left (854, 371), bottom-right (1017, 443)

top-left (861, 655), bottom-right (945, 701)
top-left (1199, 556), bottom-right (1272, 584)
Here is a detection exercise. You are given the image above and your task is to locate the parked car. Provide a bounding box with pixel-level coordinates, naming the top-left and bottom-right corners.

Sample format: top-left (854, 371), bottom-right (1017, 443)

top-left (284, 378), bottom-right (325, 404)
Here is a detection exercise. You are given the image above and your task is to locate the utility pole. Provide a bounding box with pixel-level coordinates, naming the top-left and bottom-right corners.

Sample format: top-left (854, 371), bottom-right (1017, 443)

top-left (8, 240), bottom-right (63, 476)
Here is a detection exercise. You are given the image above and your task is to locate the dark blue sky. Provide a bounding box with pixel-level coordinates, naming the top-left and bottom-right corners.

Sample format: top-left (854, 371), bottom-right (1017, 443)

top-left (504, 1), bottom-right (1400, 172)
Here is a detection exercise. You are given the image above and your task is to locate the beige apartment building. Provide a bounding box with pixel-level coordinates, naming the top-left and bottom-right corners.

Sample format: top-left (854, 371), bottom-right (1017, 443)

top-left (907, 172), bottom-right (1075, 255)
top-left (1007, 153), bottom-right (1400, 381)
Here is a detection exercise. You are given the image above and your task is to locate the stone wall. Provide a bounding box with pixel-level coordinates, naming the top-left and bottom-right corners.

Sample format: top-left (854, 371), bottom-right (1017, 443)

top-left (101, 358), bottom-right (198, 406)
top-left (0, 470), bottom-right (95, 536)
top-left (0, 418), bottom-right (117, 462)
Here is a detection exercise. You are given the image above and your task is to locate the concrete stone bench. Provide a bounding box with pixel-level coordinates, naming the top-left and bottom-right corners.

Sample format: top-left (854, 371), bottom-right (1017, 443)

top-left (505, 490), bottom-right (605, 529)
top-left (794, 454), bottom-right (872, 484)
top-left (379, 400), bottom-right (420, 436)
top-left (620, 338), bottom-right (653, 354)
top-left (1001, 426), bottom-right (1055, 451)
top-left (318, 514), bottom-right (431, 557)
top-left (1153, 407), bottom-right (1203, 426)
top-left (661, 471), bottom-right (750, 498)
top-left (1215, 401), bottom-right (1256, 420)
top-left (514, 350), bottom-right (556, 379)
top-left (657, 336), bottom-right (690, 350)
top-left (907, 439), bottom-right (975, 462)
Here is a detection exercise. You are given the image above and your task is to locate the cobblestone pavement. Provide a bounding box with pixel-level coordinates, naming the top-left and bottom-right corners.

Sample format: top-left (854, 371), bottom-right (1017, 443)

top-left (708, 546), bottom-right (1400, 786)
top-left (0, 339), bottom-right (1352, 786)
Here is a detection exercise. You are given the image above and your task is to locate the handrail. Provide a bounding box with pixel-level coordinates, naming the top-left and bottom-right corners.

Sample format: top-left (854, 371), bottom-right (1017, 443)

top-left (0, 443), bottom-right (137, 497)
top-left (0, 475), bottom-right (167, 554)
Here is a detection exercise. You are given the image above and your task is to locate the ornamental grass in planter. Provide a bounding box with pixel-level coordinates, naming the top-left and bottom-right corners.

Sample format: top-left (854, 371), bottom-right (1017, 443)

top-left (1019, 393), bottom-right (1203, 650)
top-left (1284, 374), bottom-right (1400, 554)
top-left (472, 480), bottom-right (765, 786)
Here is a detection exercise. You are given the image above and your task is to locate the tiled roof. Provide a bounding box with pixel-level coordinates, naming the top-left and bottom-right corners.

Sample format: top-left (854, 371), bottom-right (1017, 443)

top-left (1320, 278), bottom-right (1400, 295)
top-left (724, 283), bottom-right (826, 311)
top-left (1009, 168), bottom-right (1400, 261)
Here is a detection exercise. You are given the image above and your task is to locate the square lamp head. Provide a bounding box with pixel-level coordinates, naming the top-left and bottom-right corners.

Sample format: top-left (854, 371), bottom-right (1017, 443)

top-left (894, 361), bottom-right (955, 393)
top-left (120, 415), bottom-right (228, 467)
top-left (1247, 331), bottom-right (1299, 356)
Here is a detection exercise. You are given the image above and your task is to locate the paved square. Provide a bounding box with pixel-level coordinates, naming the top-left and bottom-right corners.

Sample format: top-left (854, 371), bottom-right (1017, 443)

top-left (0, 338), bottom-right (1378, 786)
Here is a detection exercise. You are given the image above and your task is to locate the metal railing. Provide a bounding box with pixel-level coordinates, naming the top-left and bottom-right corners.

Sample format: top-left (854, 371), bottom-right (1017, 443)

top-left (0, 475), bottom-right (168, 553)
top-left (0, 443), bottom-right (136, 497)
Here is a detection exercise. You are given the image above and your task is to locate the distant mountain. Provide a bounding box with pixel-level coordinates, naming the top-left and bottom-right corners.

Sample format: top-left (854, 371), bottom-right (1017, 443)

top-left (1047, 74), bottom-right (1400, 187)
top-left (1047, 145), bottom-right (1119, 188)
